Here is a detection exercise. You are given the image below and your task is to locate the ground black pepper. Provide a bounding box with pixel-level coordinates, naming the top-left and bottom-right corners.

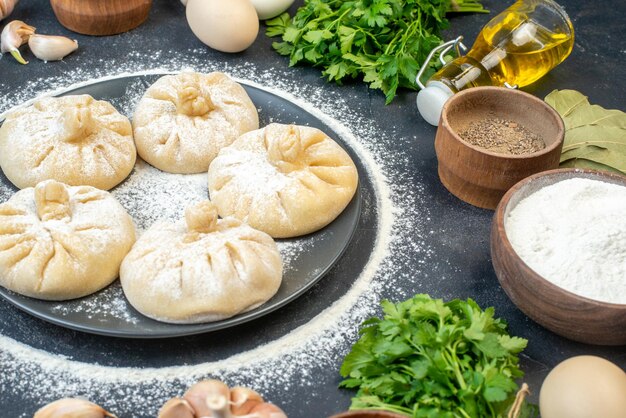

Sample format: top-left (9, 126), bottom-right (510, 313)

top-left (459, 117), bottom-right (546, 155)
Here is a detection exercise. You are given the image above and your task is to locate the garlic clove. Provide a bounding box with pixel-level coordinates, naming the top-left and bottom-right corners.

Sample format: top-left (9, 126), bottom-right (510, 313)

top-left (157, 397), bottom-right (195, 418)
top-left (33, 398), bottom-right (117, 418)
top-left (0, 19), bottom-right (34, 64)
top-left (0, 0), bottom-right (19, 21)
top-left (28, 34), bottom-right (78, 62)
top-left (246, 403), bottom-right (288, 418)
top-left (206, 390), bottom-right (231, 418)
top-left (184, 379), bottom-right (231, 416)
top-left (230, 386), bottom-right (264, 415)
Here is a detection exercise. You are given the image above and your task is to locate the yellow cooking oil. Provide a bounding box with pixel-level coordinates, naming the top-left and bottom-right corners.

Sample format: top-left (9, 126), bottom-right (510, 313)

top-left (430, 0), bottom-right (574, 92)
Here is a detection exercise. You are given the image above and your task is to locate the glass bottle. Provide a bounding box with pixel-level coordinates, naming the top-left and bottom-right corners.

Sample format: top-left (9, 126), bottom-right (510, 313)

top-left (416, 0), bottom-right (574, 125)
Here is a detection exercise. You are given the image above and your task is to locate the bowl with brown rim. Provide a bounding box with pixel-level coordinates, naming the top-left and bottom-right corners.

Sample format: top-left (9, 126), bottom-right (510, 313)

top-left (491, 168), bottom-right (626, 345)
top-left (50, 0), bottom-right (152, 36)
top-left (435, 86), bottom-right (564, 209)
top-left (329, 411), bottom-right (407, 418)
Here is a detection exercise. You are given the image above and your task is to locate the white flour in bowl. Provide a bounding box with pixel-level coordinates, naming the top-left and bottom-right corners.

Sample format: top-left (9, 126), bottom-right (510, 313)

top-left (505, 177), bottom-right (626, 304)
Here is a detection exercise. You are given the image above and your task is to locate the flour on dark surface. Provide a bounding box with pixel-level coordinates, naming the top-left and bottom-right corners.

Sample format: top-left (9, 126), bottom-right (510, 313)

top-left (0, 50), bottom-right (430, 417)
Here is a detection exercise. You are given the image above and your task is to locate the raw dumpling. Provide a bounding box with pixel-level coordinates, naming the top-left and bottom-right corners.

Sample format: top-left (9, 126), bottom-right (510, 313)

top-left (208, 123), bottom-right (359, 238)
top-left (132, 72), bottom-right (259, 174)
top-left (0, 180), bottom-right (136, 300)
top-left (0, 94), bottom-right (136, 190)
top-left (120, 201), bottom-right (282, 324)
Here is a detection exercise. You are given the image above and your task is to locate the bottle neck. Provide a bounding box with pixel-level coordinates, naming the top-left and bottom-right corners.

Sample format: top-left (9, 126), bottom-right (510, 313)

top-left (430, 56), bottom-right (496, 93)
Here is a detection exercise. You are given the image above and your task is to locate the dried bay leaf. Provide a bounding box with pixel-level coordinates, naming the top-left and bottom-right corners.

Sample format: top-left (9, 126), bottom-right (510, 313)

top-left (545, 89), bottom-right (626, 175)
top-left (560, 158), bottom-right (623, 175)
top-left (567, 105), bottom-right (626, 130)
top-left (545, 89), bottom-right (589, 117)
top-left (562, 126), bottom-right (626, 153)
top-left (561, 145), bottom-right (626, 172)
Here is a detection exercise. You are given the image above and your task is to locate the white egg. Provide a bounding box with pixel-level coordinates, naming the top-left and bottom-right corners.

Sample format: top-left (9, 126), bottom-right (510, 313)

top-left (540, 356), bottom-right (626, 418)
top-left (186, 0), bottom-right (259, 53)
top-left (249, 0), bottom-right (295, 20)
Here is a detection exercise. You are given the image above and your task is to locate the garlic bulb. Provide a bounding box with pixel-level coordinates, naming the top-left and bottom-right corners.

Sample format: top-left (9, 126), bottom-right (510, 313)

top-left (163, 379), bottom-right (289, 418)
top-left (33, 398), bottom-right (117, 418)
top-left (184, 379), bottom-right (230, 416)
top-left (28, 34), bottom-right (78, 62)
top-left (157, 398), bottom-right (195, 418)
top-left (230, 386), bottom-right (264, 415)
top-left (0, 0), bottom-right (18, 21)
top-left (245, 403), bottom-right (288, 418)
top-left (0, 19), bottom-right (34, 64)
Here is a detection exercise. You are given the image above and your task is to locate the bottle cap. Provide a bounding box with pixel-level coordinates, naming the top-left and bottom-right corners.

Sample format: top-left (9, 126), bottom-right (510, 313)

top-left (416, 81), bottom-right (454, 126)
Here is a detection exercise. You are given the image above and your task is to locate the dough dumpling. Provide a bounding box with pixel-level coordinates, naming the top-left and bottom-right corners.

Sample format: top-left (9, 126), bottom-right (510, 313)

top-left (208, 123), bottom-right (359, 238)
top-left (0, 180), bottom-right (136, 300)
top-left (132, 72), bottom-right (259, 174)
top-left (120, 201), bottom-right (282, 324)
top-left (0, 95), bottom-right (136, 190)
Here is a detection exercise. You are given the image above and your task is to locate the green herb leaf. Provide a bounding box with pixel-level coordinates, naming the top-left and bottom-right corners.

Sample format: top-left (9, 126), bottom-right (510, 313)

top-left (265, 12), bottom-right (291, 37)
top-left (339, 294), bottom-right (535, 417)
top-left (545, 89), bottom-right (626, 175)
top-left (266, 0), bottom-right (488, 103)
top-left (498, 335), bottom-right (528, 354)
top-left (272, 41), bottom-right (293, 56)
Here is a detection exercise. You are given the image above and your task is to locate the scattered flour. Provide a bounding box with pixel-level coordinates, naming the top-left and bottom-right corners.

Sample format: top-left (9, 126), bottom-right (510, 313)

top-left (506, 177), bottom-right (626, 304)
top-left (0, 52), bottom-right (431, 417)
top-left (113, 159), bottom-right (208, 232)
top-left (50, 281), bottom-right (139, 325)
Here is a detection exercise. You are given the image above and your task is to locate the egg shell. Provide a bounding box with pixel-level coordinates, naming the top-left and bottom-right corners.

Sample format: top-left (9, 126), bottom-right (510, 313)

top-left (539, 355), bottom-right (626, 418)
top-left (249, 0), bottom-right (295, 20)
top-left (186, 0), bottom-right (259, 53)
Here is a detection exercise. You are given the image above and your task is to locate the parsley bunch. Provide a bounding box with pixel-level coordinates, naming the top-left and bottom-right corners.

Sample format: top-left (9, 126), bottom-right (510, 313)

top-left (340, 294), bottom-right (537, 417)
top-left (266, 0), bottom-right (487, 103)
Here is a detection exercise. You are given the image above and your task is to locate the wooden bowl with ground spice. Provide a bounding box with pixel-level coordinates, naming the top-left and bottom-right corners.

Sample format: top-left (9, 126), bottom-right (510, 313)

top-left (50, 0), bottom-right (152, 36)
top-left (435, 86), bottom-right (564, 209)
top-left (491, 168), bottom-right (626, 345)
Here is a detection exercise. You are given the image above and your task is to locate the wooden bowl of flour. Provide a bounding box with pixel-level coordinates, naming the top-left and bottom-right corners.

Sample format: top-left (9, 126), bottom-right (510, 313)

top-left (491, 168), bottom-right (626, 345)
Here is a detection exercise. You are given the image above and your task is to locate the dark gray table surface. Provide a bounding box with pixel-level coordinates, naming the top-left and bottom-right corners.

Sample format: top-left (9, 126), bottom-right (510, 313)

top-left (0, 0), bottom-right (624, 417)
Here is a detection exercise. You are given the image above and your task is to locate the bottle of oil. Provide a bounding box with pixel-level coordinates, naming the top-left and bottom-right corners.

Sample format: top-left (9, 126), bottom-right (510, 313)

top-left (417, 0), bottom-right (574, 125)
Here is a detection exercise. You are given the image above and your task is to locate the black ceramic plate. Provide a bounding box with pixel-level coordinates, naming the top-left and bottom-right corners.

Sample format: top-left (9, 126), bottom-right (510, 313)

top-left (0, 73), bottom-right (362, 338)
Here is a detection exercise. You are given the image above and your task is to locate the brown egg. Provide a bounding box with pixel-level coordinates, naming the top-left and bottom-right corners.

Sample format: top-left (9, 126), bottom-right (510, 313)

top-left (539, 355), bottom-right (626, 418)
top-left (186, 0), bottom-right (259, 53)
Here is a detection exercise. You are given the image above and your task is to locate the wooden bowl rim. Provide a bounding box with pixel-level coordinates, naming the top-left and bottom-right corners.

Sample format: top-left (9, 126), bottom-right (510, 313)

top-left (440, 86), bottom-right (565, 160)
top-left (494, 167), bottom-right (626, 308)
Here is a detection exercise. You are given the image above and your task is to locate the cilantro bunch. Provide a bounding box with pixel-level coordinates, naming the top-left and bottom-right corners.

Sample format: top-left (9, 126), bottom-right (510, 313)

top-left (340, 294), bottom-right (537, 417)
top-left (266, 0), bottom-right (487, 103)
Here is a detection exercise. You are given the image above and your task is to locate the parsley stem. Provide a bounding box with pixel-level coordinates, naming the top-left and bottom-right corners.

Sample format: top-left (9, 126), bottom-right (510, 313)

top-left (458, 408), bottom-right (473, 418)
top-left (399, 19), bottom-right (421, 54)
top-left (444, 349), bottom-right (468, 390)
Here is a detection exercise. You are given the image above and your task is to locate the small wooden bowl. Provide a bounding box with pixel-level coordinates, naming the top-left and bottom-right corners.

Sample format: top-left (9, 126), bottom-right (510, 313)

top-left (435, 87), bottom-right (564, 209)
top-left (330, 411), bottom-right (407, 418)
top-left (491, 168), bottom-right (626, 345)
top-left (50, 0), bottom-right (152, 36)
